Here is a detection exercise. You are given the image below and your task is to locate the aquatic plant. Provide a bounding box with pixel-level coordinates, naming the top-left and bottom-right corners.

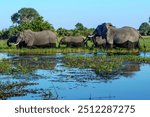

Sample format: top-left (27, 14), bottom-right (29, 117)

top-left (63, 55), bottom-right (150, 77)
top-left (0, 81), bottom-right (37, 99)
top-left (0, 60), bottom-right (12, 73)
top-left (0, 57), bottom-right (56, 74)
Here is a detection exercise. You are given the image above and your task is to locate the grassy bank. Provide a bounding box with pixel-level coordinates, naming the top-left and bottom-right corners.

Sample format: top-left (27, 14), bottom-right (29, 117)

top-left (0, 36), bottom-right (150, 54)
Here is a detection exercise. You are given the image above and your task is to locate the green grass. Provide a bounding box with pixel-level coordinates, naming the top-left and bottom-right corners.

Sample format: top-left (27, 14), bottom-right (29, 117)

top-left (140, 36), bottom-right (150, 51)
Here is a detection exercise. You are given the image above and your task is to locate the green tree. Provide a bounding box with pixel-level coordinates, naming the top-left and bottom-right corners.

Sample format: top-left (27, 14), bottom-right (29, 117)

top-left (0, 16), bottom-right (55, 39)
top-left (18, 16), bottom-right (55, 32)
top-left (75, 22), bottom-right (85, 30)
top-left (57, 28), bottom-right (70, 37)
top-left (74, 22), bottom-right (94, 36)
top-left (11, 8), bottom-right (40, 25)
top-left (139, 22), bottom-right (150, 36)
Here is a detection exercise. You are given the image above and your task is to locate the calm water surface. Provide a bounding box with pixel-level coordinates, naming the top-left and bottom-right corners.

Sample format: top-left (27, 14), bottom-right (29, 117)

top-left (0, 52), bottom-right (150, 100)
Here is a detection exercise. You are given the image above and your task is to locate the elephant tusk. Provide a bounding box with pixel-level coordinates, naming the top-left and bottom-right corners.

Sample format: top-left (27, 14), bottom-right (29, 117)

top-left (14, 42), bottom-right (20, 45)
top-left (15, 39), bottom-right (21, 45)
top-left (88, 34), bottom-right (95, 38)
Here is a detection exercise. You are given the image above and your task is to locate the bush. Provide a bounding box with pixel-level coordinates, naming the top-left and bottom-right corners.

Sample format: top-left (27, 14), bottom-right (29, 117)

top-left (139, 22), bottom-right (150, 36)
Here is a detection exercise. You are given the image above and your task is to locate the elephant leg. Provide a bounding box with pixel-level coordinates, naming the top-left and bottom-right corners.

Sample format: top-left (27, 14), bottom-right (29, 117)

top-left (66, 44), bottom-right (69, 47)
top-left (82, 43), bottom-right (86, 48)
top-left (106, 43), bottom-right (113, 49)
top-left (50, 43), bottom-right (56, 48)
top-left (69, 43), bottom-right (73, 48)
top-left (127, 41), bottom-right (135, 49)
top-left (27, 46), bottom-right (36, 49)
top-left (27, 39), bottom-right (34, 48)
top-left (84, 41), bottom-right (88, 47)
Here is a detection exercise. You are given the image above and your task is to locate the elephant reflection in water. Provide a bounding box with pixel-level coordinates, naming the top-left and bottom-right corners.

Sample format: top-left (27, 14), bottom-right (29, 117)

top-left (121, 63), bottom-right (140, 78)
top-left (93, 62), bottom-right (141, 79)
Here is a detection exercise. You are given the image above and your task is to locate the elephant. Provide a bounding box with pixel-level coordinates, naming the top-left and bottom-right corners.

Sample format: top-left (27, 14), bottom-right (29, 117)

top-left (85, 36), bottom-right (106, 48)
top-left (89, 23), bottom-right (141, 49)
top-left (15, 30), bottom-right (57, 48)
top-left (7, 35), bottom-right (17, 47)
top-left (59, 36), bottom-right (87, 47)
top-left (7, 35), bottom-right (27, 48)
top-left (94, 36), bottom-right (106, 48)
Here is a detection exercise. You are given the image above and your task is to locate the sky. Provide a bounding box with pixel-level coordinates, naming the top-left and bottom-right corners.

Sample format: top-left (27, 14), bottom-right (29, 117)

top-left (0, 0), bottom-right (149, 30)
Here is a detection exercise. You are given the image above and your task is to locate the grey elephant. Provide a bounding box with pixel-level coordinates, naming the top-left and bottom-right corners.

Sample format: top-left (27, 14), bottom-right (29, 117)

top-left (94, 36), bottom-right (106, 48)
top-left (89, 23), bottom-right (141, 49)
top-left (85, 36), bottom-right (106, 48)
top-left (16, 30), bottom-right (57, 48)
top-left (59, 36), bottom-right (86, 47)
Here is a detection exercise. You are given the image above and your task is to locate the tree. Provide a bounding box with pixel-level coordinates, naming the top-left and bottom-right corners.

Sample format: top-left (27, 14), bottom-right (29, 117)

top-left (11, 8), bottom-right (40, 25)
top-left (74, 22), bottom-right (94, 36)
top-left (75, 22), bottom-right (85, 30)
top-left (139, 22), bottom-right (150, 36)
top-left (57, 28), bottom-right (71, 37)
top-left (15, 16), bottom-right (55, 32)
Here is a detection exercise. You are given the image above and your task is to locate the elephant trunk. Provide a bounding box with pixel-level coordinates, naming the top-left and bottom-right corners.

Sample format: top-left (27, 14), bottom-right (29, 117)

top-left (7, 40), bottom-right (12, 47)
top-left (83, 37), bottom-right (88, 47)
top-left (87, 36), bottom-right (96, 47)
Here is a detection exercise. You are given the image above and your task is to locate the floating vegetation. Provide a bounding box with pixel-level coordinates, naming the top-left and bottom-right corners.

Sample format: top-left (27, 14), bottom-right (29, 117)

top-left (63, 55), bottom-right (150, 77)
top-left (0, 81), bottom-right (37, 100)
top-left (0, 57), bottom-right (56, 74)
top-left (12, 57), bottom-right (56, 73)
top-left (0, 60), bottom-right (12, 73)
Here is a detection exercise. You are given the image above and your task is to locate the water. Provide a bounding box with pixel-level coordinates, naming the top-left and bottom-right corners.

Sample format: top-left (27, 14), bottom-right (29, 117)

top-left (0, 52), bottom-right (150, 100)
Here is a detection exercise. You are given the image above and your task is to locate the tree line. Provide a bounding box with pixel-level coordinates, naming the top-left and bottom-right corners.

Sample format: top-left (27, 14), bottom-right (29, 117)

top-left (0, 8), bottom-right (94, 40)
top-left (0, 8), bottom-right (149, 40)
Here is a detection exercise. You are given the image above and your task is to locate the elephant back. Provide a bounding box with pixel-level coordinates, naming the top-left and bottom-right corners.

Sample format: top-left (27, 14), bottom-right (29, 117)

top-left (113, 27), bottom-right (140, 44)
top-left (62, 36), bottom-right (83, 43)
top-left (70, 36), bottom-right (84, 43)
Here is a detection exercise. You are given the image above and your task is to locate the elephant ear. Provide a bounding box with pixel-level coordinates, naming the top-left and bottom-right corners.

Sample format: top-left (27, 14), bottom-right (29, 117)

top-left (100, 23), bottom-right (108, 39)
top-left (93, 25), bottom-right (102, 36)
top-left (105, 23), bottom-right (114, 45)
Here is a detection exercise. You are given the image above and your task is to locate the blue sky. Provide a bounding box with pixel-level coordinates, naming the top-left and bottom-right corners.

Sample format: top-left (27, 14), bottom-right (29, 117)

top-left (0, 0), bottom-right (149, 30)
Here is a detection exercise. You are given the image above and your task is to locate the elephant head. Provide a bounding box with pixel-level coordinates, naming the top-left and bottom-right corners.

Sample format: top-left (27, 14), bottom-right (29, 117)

top-left (89, 23), bottom-right (114, 48)
top-left (7, 35), bottom-right (18, 47)
top-left (16, 30), bottom-right (32, 48)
